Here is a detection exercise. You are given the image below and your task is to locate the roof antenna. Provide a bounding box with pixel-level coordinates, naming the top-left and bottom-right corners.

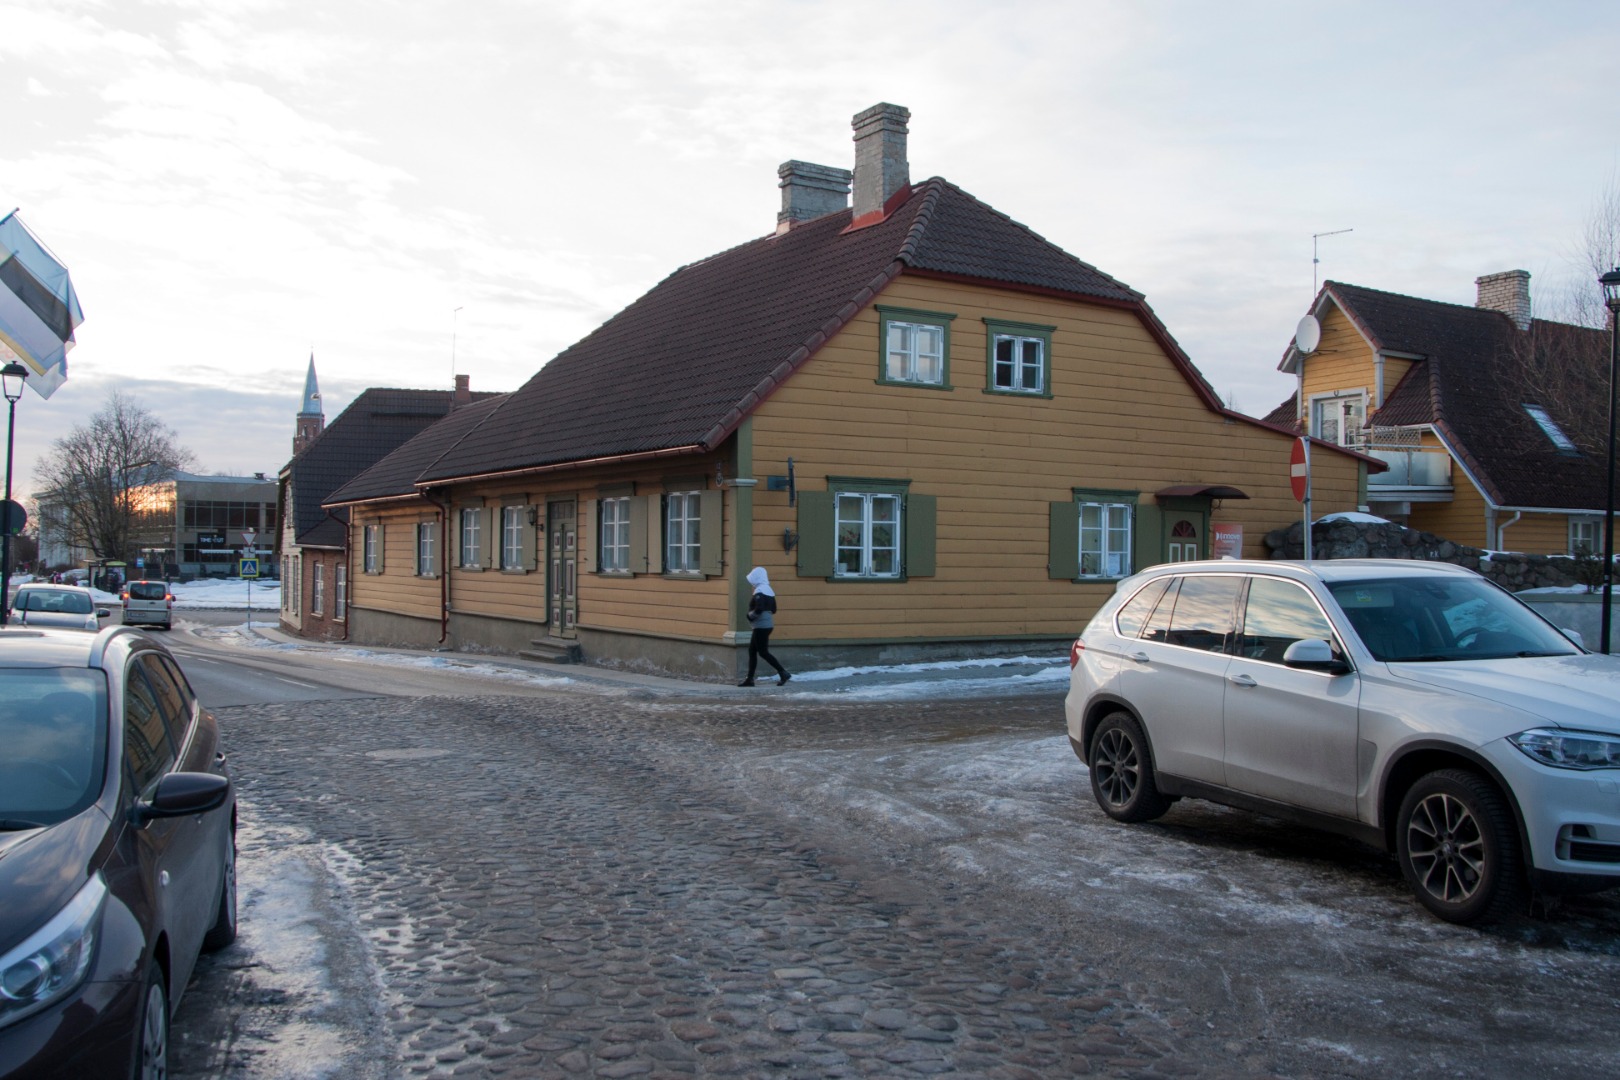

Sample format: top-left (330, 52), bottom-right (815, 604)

top-left (451, 306), bottom-right (463, 380)
top-left (1312, 228), bottom-right (1353, 295)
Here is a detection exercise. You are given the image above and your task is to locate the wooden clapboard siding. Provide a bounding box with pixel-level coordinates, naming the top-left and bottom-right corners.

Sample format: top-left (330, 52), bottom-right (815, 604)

top-left (749, 272), bottom-right (1364, 640)
top-left (1301, 305), bottom-right (1375, 402)
top-left (348, 502), bottom-right (443, 621)
top-left (1499, 513), bottom-right (1572, 556)
top-left (1410, 477), bottom-right (1488, 549)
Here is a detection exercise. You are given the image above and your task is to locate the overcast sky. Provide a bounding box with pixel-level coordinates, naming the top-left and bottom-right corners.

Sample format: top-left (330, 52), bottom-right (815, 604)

top-left (3, 0), bottom-right (1617, 502)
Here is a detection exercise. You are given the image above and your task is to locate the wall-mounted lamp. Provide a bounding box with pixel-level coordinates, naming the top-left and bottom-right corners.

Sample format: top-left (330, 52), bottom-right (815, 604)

top-left (527, 505), bottom-right (541, 527)
top-left (782, 529), bottom-right (799, 552)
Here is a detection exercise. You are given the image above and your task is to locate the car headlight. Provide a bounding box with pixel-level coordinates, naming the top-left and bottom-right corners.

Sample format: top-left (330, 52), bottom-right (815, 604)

top-left (1509, 728), bottom-right (1620, 770)
top-left (0, 873), bottom-right (107, 1030)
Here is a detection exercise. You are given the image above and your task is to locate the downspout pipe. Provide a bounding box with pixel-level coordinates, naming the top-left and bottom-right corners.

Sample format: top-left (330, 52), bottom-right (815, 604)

top-left (1495, 511), bottom-right (1520, 553)
top-left (424, 489), bottom-right (451, 645)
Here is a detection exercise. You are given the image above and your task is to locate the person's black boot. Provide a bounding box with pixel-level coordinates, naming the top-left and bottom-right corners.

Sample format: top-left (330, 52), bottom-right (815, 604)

top-left (738, 678), bottom-right (755, 687)
top-left (778, 672), bottom-right (791, 686)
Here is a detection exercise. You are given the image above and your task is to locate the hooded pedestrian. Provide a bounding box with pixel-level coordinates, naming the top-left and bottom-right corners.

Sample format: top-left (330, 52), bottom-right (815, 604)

top-left (740, 566), bottom-right (790, 687)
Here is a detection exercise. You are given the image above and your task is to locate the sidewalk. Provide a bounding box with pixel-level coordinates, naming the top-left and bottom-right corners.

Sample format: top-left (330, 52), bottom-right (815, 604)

top-left (225, 616), bottom-right (1070, 702)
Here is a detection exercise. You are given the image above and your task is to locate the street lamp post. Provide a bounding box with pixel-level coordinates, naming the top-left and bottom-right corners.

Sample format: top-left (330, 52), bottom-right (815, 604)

top-left (2, 361), bottom-right (27, 625)
top-left (1600, 268), bottom-right (1620, 655)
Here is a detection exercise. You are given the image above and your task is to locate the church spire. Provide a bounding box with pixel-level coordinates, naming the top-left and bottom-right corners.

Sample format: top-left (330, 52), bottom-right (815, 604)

top-left (293, 352), bottom-right (325, 455)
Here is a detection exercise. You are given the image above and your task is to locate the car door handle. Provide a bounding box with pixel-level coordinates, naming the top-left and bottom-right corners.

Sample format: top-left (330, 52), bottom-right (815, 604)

top-left (1129, 652), bottom-right (1150, 664)
top-left (1228, 673), bottom-right (1258, 688)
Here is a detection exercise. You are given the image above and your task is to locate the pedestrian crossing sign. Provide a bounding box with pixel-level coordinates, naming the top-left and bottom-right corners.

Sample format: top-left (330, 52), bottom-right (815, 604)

top-left (239, 557), bottom-right (260, 578)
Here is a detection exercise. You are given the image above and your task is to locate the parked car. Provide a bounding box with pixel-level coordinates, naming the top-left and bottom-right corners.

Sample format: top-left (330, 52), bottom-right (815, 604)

top-left (120, 580), bottom-right (174, 630)
top-left (1065, 558), bottom-right (1620, 925)
top-left (0, 625), bottom-right (236, 1079)
top-left (8, 584), bottom-right (110, 632)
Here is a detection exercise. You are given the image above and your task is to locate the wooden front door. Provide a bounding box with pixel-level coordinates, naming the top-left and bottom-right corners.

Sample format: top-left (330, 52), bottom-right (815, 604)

top-left (548, 500), bottom-right (577, 635)
top-left (1167, 518), bottom-right (1200, 562)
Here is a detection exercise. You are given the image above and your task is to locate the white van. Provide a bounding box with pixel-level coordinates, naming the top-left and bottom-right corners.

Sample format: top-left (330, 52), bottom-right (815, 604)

top-left (121, 579), bottom-right (174, 629)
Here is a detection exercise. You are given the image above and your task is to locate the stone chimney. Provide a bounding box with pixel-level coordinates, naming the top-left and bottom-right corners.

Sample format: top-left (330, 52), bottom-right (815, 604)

top-left (1475, 270), bottom-right (1532, 331)
top-left (453, 373), bottom-right (471, 408)
top-left (851, 103), bottom-right (910, 222)
top-left (776, 160), bottom-right (852, 233)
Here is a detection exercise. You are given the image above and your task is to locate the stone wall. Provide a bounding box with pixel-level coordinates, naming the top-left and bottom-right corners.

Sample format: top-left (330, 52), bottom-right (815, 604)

top-left (1264, 518), bottom-right (1585, 592)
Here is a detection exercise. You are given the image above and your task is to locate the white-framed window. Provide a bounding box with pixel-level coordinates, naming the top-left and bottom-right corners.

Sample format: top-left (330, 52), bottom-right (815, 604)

top-left (416, 521), bottom-right (437, 577)
top-left (281, 557), bottom-right (290, 609)
top-left (991, 333), bottom-right (1045, 393)
top-left (459, 508), bottom-right (482, 568)
top-left (835, 492), bottom-right (902, 578)
top-left (501, 505), bottom-right (526, 570)
top-left (1079, 501), bottom-right (1133, 579)
top-left (1571, 517), bottom-right (1604, 557)
top-left (665, 492), bottom-right (702, 573)
top-left (312, 563), bottom-right (325, 616)
top-left (363, 524), bottom-right (380, 573)
top-left (600, 497), bottom-right (630, 572)
top-left (1311, 392), bottom-right (1367, 449)
top-left (335, 563), bottom-right (347, 621)
top-left (886, 320), bottom-right (946, 384)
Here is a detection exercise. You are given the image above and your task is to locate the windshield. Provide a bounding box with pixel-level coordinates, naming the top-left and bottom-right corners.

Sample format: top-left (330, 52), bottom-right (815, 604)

top-left (0, 669), bottom-right (109, 825)
top-left (1328, 576), bottom-right (1582, 662)
top-left (19, 589), bottom-right (93, 615)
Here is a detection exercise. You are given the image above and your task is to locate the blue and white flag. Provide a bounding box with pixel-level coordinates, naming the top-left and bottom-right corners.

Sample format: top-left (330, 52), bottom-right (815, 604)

top-left (0, 211), bottom-right (83, 400)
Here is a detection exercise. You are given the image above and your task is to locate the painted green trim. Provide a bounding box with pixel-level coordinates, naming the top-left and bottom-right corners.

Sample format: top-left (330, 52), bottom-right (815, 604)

top-left (826, 476), bottom-right (912, 492)
top-left (597, 482), bottom-right (635, 497)
top-left (1070, 487), bottom-right (1141, 502)
top-left (875, 305), bottom-right (956, 390)
top-left (1358, 462), bottom-right (1368, 506)
top-left (983, 317), bottom-right (1056, 399)
top-left (732, 419), bottom-right (754, 631)
top-left (662, 474), bottom-right (708, 491)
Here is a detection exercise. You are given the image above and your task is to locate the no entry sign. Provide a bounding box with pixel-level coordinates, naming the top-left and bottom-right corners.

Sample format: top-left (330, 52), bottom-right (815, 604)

top-left (1289, 437), bottom-right (1310, 503)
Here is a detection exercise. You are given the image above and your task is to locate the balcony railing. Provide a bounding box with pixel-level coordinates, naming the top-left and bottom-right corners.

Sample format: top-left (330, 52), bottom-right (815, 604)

top-left (1367, 449), bottom-right (1451, 488)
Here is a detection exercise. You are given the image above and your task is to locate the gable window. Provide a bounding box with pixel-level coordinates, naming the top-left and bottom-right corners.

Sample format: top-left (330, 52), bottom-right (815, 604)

top-left (363, 524), bottom-right (381, 574)
top-left (416, 521), bottom-right (437, 577)
top-left (984, 318), bottom-right (1055, 397)
top-left (1311, 392), bottom-right (1366, 448)
top-left (600, 497), bottom-right (631, 572)
top-left (877, 305), bottom-right (954, 388)
top-left (665, 492), bottom-right (702, 574)
top-left (312, 563), bottom-right (325, 616)
top-left (459, 507), bottom-right (483, 568)
top-left (501, 505), bottom-right (527, 570)
top-left (1524, 404), bottom-right (1579, 455)
top-left (335, 563), bottom-right (347, 621)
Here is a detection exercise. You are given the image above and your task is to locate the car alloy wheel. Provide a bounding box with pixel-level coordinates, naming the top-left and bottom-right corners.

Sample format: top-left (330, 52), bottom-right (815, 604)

top-left (203, 824), bottom-right (238, 951)
top-left (1397, 769), bottom-right (1525, 925)
top-left (1088, 712), bottom-right (1171, 823)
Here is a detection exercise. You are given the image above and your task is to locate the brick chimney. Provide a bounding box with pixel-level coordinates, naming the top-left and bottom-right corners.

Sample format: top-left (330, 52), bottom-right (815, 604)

top-left (851, 103), bottom-right (910, 223)
top-left (776, 160), bottom-right (852, 233)
top-left (1475, 270), bottom-right (1532, 331)
top-left (453, 373), bottom-right (471, 408)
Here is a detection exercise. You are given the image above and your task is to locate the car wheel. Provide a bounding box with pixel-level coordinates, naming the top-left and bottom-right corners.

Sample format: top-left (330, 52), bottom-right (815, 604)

top-left (1396, 768), bottom-right (1526, 925)
top-left (1088, 712), bottom-right (1172, 823)
top-left (203, 824), bottom-right (238, 951)
top-left (134, 960), bottom-right (168, 1080)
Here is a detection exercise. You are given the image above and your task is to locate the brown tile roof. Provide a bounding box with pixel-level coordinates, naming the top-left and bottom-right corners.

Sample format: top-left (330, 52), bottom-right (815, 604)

top-left (325, 393), bottom-right (509, 505)
top-left (415, 178), bottom-right (1148, 486)
top-left (1307, 281), bottom-right (1614, 511)
top-left (282, 388), bottom-right (499, 548)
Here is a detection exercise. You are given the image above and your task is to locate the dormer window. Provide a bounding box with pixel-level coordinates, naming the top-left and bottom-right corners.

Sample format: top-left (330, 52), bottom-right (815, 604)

top-left (1309, 391), bottom-right (1367, 449)
top-left (1523, 404), bottom-right (1579, 455)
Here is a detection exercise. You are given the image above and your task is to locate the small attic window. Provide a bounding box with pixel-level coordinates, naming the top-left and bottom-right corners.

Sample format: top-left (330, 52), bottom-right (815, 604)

top-left (1523, 404), bottom-right (1579, 455)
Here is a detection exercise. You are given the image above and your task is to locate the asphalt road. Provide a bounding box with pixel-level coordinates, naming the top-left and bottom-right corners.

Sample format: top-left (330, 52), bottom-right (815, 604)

top-left (156, 624), bottom-right (1620, 1080)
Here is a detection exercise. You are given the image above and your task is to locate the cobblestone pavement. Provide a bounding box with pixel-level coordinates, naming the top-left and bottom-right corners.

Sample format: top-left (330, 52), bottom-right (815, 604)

top-left (172, 690), bottom-right (1620, 1079)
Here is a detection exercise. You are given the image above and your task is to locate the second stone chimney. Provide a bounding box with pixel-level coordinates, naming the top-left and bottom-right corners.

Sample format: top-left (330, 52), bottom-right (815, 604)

top-left (1476, 270), bottom-right (1532, 331)
top-left (453, 373), bottom-right (471, 408)
top-left (777, 161), bottom-right (852, 233)
top-left (851, 103), bottom-right (911, 222)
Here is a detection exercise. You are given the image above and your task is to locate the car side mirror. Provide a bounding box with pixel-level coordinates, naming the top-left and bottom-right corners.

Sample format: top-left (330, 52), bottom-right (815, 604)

top-left (135, 772), bottom-right (230, 823)
top-left (96, 609), bottom-right (111, 619)
top-left (1282, 638), bottom-right (1351, 675)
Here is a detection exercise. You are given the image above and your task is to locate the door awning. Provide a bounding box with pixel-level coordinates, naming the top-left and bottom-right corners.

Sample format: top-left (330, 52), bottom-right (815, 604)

top-left (1155, 484), bottom-right (1250, 503)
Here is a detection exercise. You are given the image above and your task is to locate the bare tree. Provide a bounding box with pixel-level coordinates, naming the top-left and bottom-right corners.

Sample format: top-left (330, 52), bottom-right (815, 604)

top-left (33, 391), bottom-right (196, 563)
top-left (1543, 175), bottom-right (1620, 330)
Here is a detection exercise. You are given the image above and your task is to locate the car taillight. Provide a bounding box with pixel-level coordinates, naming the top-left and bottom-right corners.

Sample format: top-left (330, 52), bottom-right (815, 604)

top-left (166, 596), bottom-right (174, 608)
top-left (120, 592), bottom-right (129, 601)
top-left (1069, 638), bottom-right (1085, 669)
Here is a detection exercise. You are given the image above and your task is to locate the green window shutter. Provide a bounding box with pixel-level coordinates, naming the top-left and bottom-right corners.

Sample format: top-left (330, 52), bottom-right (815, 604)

top-left (643, 493), bottom-right (664, 574)
top-left (483, 508), bottom-right (496, 569)
top-left (1132, 502), bottom-right (1163, 573)
top-left (629, 494), bottom-right (650, 574)
top-left (1048, 502), bottom-right (1078, 580)
top-left (377, 524), bottom-right (385, 573)
top-left (700, 491), bottom-right (723, 577)
top-left (904, 493), bottom-right (936, 577)
top-left (796, 491), bottom-right (834, 577)
top-left (519, 507), bottom-right (536, 572)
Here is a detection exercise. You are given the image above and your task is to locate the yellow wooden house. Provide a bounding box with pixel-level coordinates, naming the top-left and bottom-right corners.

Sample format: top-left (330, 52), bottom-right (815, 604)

top-left (1269, 271), bottom-right (1616, 555)
top-left (324, 104), bottom-right (1371, 678)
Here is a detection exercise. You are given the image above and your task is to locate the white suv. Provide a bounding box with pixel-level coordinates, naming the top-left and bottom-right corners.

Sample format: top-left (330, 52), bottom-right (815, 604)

top-left (1065, 559), bottom-right (1620, 925)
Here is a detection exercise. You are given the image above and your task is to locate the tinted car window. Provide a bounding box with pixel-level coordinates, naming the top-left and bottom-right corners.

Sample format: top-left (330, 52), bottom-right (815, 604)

top-left (136, 654), bottom-right (193, 747)
top-left (124, 664), bottom-right (178, 793)
top-left (18, 589), bottom-right (93, 614)
top-left (1140, 577), bottom-right (1181, 643)
top-left (0, 669), bottom-right (109, 821)
top-left (1239, 577), bottom-right (1338, 664)
top-left (1115, 577), bottom-right (1171, 639)
top-left (1162, 575), bottom-right (1240, 653)
top-left (129, 581), bottom-right (167, 600)
top-left (1329, 576), bottom-right (1580, 661)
